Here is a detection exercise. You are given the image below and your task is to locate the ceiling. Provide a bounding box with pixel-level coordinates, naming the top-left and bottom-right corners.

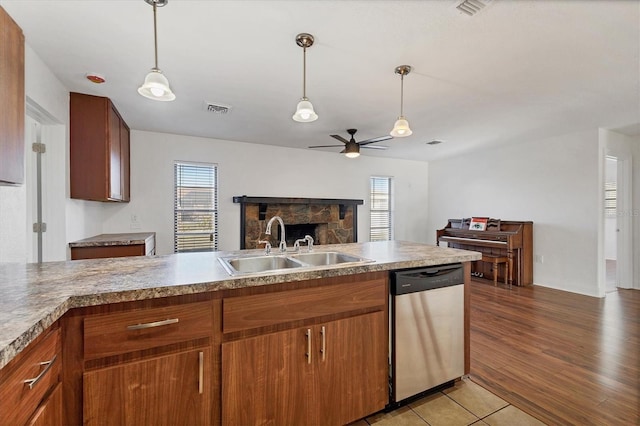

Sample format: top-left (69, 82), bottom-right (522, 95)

top-left (2, 0), bottom-right (639, 162)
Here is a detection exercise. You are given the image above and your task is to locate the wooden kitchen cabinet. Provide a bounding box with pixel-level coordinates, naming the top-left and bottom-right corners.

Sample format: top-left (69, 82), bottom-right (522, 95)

top-left (221, 273), bottom-right (389, 426)
top-left (69, 232), bottom-right (156, 260)
top-left (84, 347), bottom-right (212, 426)
top-left (222, 311), bottom-right (387, 426)
top-left (0, 326), bottom-right (62, 425)
top-left (78, 299), bottom-right (219, 426)
top-left (70, 92), bottom-right (130, 202)
top-left (0, 6), bottom-right (25, 185)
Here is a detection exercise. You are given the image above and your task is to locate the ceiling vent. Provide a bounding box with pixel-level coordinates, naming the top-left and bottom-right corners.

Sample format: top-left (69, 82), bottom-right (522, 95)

top-left (205, 102), bottom-right (231, 114)
top-left (455, 0), bottom-right (491, 16)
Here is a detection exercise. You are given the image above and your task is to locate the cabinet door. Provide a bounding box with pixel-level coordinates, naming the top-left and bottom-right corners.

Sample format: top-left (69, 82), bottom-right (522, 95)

top-left (222, 327), bottom-right (312, 425)
top-left (28, 382), bottom-right (63, 426)
top-left (120, 121), bottom-right (130, 202)
top-left (83, 348), bottom-right (211, 426)
top-left (0, 6), bottom-right (25, 184)
top-left (315, 311), bottom-right (388, 425)
top-left (108, 105), bottom-right (122, 201)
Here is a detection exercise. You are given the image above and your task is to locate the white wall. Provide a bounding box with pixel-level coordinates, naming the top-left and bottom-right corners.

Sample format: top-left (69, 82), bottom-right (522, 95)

top-left (100, 130), bottom-right (430, 254)
top-left (427, 129), bottom-right (600, 296)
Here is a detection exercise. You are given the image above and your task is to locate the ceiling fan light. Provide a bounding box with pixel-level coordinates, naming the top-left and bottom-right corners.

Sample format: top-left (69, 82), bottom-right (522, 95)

top-left (292, 98), bottom-right (318, 122)
top-left (344, 142), bottom-right (360, 158)
top-left (138, 69), bottom-right (176, 101)
top-left (390, 117), bottom-right (412, 137)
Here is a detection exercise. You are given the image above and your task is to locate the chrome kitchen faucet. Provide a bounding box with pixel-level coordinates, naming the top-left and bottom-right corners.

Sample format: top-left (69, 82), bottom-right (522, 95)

top-left (265, 215), bottom-right (287, 253)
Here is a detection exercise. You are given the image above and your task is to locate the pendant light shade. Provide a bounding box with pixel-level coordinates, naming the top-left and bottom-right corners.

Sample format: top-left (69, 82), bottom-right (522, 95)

top-left (292, 33), bottom-right (318, 122)
top-left (390, 65), bottom-right (412, 137)
top-left (391, 117), bottom-right (412, 137)
top-left (293, 98), bottom-right (318, 122)
top-left (138, 68), bottom-right (175, 101)
top-left (138, 0), bottom-right (175, 101)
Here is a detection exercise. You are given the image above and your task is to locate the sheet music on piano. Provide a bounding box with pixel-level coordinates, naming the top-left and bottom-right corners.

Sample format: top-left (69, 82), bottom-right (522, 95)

top-left (436, 218), bottom-right (533, 286)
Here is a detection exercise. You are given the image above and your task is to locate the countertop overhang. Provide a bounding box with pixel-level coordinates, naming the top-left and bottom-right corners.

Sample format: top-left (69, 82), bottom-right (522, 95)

top-left (0, 241), bottom-right (481, 370)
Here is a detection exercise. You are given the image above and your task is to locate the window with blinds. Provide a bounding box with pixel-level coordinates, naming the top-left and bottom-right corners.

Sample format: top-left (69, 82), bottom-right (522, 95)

top-left (370, 176), bottom-right (393, 241)
top-left (174, 162), bottom-right (218, 253)
top-left (605, 181), bottom-right (617, 216)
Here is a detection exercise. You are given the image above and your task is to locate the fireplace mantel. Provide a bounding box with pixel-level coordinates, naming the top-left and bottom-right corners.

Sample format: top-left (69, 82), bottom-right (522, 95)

top-left (233, 196), bottom-right (364, 249)
top-left (233, 196), bottom-right (364, 206)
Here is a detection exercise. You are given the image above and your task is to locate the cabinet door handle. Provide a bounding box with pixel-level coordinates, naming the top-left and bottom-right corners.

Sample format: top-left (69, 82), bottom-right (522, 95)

top-left (306, 329), bottom-right (312, 364)
top-left (320, 326), bottom-right (326, 361)
top-left (24, 354), bottom-right (57, 390)
top-left (126, 318), bottom-right (179, 330)
top-left (198, 351), bottom-right (204, 395)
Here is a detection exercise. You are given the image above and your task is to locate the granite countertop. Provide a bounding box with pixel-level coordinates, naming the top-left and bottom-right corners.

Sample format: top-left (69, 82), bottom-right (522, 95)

top-left (68, 232), bottom-right (156, 247)
top-left (0, 241), bottom-right (481, 370)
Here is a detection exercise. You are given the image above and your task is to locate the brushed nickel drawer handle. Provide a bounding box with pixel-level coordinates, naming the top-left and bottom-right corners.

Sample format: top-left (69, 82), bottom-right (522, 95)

top-left (306, 329), bottom-right (312, 364)
top-left (24, 354), bottom-right (57, 390)
top-left (126, 318), bottom-right (179, 330)
top-left (320, 326), bottom-right (326, 361)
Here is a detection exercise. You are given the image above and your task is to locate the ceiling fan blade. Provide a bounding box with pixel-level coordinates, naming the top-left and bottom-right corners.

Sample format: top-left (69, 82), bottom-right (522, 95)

top-left (340, 149), bottom-right (346, 154)
top-left (308, 145), bottom-right (345, 148)
top-left (361, 145), bottom-right (388, 150)
top-left (330, 134), bottom-right (349, 144)
top-left (359, 135), bottom-right (393, 145)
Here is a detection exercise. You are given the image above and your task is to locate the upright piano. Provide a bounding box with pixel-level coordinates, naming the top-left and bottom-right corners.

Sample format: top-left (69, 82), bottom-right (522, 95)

top-left (437, 219), bottom-right (533, 286)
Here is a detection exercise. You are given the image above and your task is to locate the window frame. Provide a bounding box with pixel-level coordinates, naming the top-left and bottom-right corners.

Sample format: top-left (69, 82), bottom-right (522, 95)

top-left (173, 161), bottom-right (219, 253)
top-left (369, 176), bottom-right (393, 241)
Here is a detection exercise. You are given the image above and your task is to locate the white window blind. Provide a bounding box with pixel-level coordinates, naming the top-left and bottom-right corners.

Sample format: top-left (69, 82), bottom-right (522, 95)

top-left (370, 176), bottom-right (393, 241)
top-left (174, 162), bottom-right (218, 253)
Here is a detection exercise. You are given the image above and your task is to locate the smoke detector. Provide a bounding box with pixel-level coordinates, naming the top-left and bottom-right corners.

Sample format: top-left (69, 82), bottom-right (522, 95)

top-left (455, 0), bottom-right (492, 16)
top-left (205, 102), bottom-right (231, 114)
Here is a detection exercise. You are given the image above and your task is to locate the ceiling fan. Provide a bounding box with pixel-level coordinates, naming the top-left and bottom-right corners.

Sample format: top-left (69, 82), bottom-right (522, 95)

top-left (308, 129), bottom-right (392, 158)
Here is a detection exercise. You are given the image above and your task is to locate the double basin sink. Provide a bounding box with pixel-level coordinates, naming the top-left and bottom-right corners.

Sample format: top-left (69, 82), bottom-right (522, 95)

top-left (219, 251), bottom-right (373, 275)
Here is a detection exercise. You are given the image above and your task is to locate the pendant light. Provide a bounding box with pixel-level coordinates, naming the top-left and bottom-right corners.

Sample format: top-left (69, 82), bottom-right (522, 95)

top-left (390, 65), bottom-right (412, 137)
top-left (292, 33), bottom-right (318, 122)
top-left (138, 0), bottom-right (175, 101)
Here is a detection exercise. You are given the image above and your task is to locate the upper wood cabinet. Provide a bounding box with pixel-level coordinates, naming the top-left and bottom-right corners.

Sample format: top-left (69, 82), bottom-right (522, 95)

top-left (0, 6), bottom-right (25, 185)
top-left (70, 92), bottom-right (130, 202)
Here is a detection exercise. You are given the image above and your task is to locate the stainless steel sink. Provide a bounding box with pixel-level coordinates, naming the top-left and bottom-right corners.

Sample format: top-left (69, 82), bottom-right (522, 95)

top-left (219, 255), bottom-right (305, 275)
top-left (289, 251), bottom-right (368, 266)
top-left (218, 251), bottom-right (373, 276)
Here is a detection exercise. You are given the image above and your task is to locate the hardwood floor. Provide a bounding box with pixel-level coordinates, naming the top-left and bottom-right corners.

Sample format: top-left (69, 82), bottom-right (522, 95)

top-left (469, 280), bottom-right (639, 426)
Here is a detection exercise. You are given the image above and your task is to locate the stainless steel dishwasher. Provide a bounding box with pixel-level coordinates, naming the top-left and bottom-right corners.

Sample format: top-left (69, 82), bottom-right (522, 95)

top-left (390, 263), bottom-right (465, 404)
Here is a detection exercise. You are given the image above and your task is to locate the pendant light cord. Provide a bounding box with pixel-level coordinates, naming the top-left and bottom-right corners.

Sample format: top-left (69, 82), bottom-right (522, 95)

top-left (302, 46), bottom-right (307, 99)
top-left (399, 73), bottom-right (404, 117)
top-left (153, 2), bottom-right (159, 70)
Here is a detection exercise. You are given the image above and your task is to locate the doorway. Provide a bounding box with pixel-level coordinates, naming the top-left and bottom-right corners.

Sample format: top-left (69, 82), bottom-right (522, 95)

top-left (25, 98), bottom-right (66, 263)
top-left (604, 156), bottom-right (618, 292)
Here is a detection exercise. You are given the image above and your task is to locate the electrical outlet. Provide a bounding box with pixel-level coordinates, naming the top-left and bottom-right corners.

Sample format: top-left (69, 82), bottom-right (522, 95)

top-left (130, 214), bottom-right (141, 230)
top-left (535, 255), bottom-right (544, 264)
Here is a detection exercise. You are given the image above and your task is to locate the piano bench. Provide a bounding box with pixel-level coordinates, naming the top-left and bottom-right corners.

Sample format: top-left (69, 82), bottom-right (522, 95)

top-left (480, 254), bottom-right (509, 287)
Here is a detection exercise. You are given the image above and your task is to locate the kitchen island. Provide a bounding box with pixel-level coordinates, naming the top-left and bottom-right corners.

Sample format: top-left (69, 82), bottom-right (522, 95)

top-left (0, 241), bottom-right (480, 425)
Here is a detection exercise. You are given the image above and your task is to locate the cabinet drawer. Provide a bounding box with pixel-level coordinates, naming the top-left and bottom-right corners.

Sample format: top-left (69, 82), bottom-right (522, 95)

top-left (0, 328), bottom-right (61, 425)
top-left (84, 301), bottom-right (213, 360)
top-left (223, 277), bottom-right (387, 334)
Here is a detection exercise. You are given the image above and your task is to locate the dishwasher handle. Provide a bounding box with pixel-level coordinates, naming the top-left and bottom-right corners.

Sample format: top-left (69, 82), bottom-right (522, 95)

top-left (391, 264), bottom-right (464, 295)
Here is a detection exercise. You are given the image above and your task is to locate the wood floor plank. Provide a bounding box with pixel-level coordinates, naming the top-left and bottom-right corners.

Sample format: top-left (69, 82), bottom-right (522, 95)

top-left (469, 281), bottom-right (639, 426)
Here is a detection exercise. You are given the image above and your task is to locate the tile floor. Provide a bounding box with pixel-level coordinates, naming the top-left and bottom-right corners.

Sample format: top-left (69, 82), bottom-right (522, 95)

top-left (351, 377), bottom-right (546, 426)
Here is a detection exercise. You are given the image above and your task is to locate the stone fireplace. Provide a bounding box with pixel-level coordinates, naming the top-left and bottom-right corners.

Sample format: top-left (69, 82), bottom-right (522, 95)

top-left (233, 196), bottom-right (364, 249)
